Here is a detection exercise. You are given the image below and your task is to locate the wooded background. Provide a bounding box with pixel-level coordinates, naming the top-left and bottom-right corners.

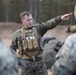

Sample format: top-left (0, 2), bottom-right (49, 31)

top-left (0, 0), bottom-right (76, 25)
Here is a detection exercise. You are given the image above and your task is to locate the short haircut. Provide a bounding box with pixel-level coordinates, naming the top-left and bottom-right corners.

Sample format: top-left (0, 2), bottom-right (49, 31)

top-left (20, 11), bottom-right (31, 19)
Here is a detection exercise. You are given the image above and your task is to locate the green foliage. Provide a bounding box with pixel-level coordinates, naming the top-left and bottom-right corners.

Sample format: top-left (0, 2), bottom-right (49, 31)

top-left (0, 0), bottom-right (3, 21)
top-left (1, 0), bottom-right (76, 25)
top-left (39, 0), bottom-right (76, 25)
top-left (8, 0), bottom-right (29, 22)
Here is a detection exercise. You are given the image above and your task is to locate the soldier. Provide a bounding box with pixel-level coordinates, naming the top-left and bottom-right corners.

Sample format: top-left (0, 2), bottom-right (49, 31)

top-left (52, 30), bottom-right (76, 75)
top-left (0, 39), bottom-right (18, 75)
top-left (42, 37), bottom-right (64, 69)
top-left (10, 11), bottom-right (72, 75)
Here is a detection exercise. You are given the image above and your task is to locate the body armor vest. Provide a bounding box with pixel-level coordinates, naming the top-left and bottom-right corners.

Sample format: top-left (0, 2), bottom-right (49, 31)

top-left (17, 27), bottom-right (41, 60)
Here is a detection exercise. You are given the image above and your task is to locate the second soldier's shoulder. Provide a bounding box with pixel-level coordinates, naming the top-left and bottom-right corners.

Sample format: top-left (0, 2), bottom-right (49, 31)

top-left (68, 33), bottom-right (76, 39)
top-left (65, 33), bottom-right (76, 43)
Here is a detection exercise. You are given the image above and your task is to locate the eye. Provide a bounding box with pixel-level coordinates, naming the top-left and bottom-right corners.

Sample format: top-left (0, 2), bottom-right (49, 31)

top-left (27, 19), bottom-right (33, 21)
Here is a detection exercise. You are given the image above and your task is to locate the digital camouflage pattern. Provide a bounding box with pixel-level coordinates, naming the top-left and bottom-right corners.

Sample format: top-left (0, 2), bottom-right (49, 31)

top-left (52, 33), bottom-right (76, 75)
top-left (0, 39), bottom-right (18, 75)
top-left (10, 16), bottom-right (62, 75)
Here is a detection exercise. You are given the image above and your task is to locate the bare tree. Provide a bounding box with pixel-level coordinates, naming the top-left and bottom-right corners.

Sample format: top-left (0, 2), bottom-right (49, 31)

top-left (0, 0), bottom-right (3, 22)
top-left (6, 0), bottom-right (9, 22)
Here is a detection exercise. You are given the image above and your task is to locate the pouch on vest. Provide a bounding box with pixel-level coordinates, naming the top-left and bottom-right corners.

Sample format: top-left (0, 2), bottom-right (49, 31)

top-left (17, 27), bottom-right (41, 60)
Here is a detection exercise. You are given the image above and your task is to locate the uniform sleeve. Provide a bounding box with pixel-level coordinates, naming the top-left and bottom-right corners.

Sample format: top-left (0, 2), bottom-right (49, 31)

top-left (36, 16), bottom-right (62, 36)
top-left (10, 30), bottom-right (19, 51)
top-left (52, 33), bottom-right (76, 75)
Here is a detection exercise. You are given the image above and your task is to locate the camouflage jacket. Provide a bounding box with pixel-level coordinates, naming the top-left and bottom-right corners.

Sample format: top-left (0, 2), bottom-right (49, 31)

top-left (52, 33), bottom-right (76, 75)
top-left (10, 16), bottom-right (62, 51)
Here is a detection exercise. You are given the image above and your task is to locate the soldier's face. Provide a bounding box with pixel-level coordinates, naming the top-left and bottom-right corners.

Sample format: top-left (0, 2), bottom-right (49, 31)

top-left (22, 14), bottom-right (33, 28)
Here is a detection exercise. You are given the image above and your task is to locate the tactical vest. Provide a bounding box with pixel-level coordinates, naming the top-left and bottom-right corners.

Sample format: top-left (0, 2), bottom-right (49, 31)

top-left (17, 27), bottom-right (42, 60)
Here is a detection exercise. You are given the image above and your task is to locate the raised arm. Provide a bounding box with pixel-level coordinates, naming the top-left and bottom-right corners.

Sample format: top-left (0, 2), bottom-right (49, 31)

top-left (36, 13), bottom-right (72, 36)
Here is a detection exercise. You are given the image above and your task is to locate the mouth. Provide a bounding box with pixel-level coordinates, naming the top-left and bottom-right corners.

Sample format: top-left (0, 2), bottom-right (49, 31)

top-left (29, 23), bottom-right (32, 26)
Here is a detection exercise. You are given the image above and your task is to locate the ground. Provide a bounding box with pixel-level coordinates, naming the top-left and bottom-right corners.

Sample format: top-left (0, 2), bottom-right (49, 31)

top-left (0, 22), bottom-right (70, 75)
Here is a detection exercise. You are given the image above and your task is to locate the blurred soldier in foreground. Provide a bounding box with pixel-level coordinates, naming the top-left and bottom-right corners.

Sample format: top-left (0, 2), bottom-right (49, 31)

top-left (0, 39), bottom-right (19, 75)
top-left (10, 11), bottom-right (72, 75)
top-left (42, 37), bottom-right (63, 69)
top-left (52, 31), bottom-right (76, 75)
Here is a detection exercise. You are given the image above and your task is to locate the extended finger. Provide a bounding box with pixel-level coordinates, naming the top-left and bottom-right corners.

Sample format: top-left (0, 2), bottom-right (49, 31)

top-left (67, 12), bottom-right (72, 16)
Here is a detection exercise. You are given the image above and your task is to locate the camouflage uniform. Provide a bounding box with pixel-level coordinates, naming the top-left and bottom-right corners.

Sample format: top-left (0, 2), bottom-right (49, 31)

top-left (0, 39), bottom-right (18, 75)
top-left (52, 33), bottom-right (76, 75)
top-left (10, 16), bottom-right (62, 75)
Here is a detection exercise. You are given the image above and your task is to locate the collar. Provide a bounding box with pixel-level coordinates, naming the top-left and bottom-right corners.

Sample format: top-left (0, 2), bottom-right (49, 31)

top-left (22, 27), bottom-right (33, 30)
